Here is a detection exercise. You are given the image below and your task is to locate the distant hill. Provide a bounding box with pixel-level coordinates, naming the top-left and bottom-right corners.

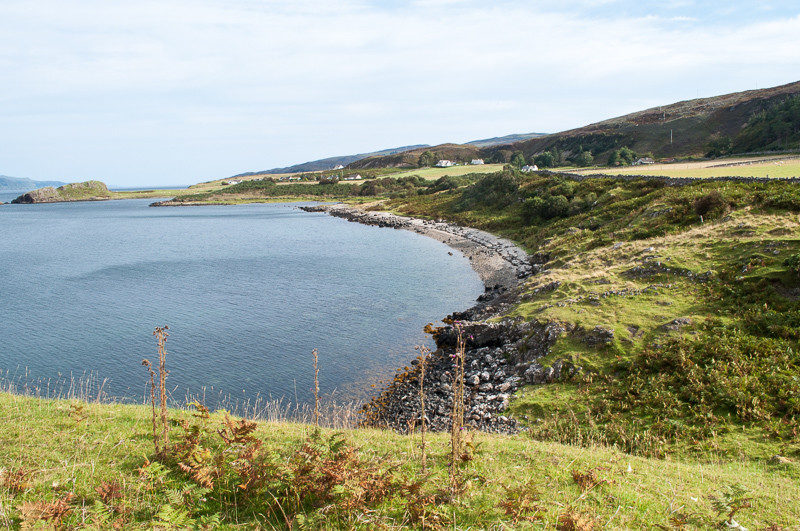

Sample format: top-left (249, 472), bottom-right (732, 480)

top-left (228, 135), bottom-right (550, 177)
top-left (488, 79), bottom-right (800, 163)
top-left (349, 143), bottom-right (484, 169)
top-left (0, 175), bottom-right (67, 192)
top-left (230, 145), bottom-right (429, 177)
top-left (464, 132), bottom-right (547, 148)
top-left (349, 80), bottom-right (800, 168)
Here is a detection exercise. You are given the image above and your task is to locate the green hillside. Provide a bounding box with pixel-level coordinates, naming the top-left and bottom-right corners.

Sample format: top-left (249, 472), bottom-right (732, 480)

top-left (380, 170), bottom-right (800, 460)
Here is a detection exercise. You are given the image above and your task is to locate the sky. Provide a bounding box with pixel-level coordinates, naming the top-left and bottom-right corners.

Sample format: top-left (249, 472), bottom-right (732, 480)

top-left (1, 1), bottom-right (800, 187)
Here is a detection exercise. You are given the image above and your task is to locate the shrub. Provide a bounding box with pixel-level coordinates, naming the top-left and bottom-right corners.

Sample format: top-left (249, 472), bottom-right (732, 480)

top-left (427, 175), bottom-right (467, 193)
top-left (543, 195), bottom-right (569, 219)
top-left (454, 172), bottom-right (519, 211)
top-left (693, 190), bottom-right (730, 219)
top-left (521, 197), bottom-right (546, 224)
top-left (785, 253), bottom-right (800, 278)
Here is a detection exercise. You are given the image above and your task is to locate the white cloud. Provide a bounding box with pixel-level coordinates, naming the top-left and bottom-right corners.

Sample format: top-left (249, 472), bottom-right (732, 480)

top-left (0, 1), bottom-right (798, 185)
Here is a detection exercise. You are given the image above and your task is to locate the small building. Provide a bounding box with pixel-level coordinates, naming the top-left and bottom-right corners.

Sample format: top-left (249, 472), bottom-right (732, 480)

top-left (436, 160), bottom-right (454, 167)
top-left (221, 180), bottom-right (241, 185)
top-left (634, 157), bottom-right (655, 165)
top-left (288, 176), bottom-right (302, 181)
top-left (471, 159), bottom-right (485, 165)
top-left (333, 164), bottom-right (345, 170)
top-left (521, 165), bottom-right (539, 173)
top-left (343, 174), bottom-right (362, 181)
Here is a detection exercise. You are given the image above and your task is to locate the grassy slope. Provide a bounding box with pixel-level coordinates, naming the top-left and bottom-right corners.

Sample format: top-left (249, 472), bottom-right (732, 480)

top-left (2, 392), bottom-right (798, 529)
top-left (385, 172), bottom-right (800, 459)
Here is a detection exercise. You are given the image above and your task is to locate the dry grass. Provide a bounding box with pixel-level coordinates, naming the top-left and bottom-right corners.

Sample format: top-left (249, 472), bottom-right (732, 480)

top-left (570, 155), bottom-right (800, 179)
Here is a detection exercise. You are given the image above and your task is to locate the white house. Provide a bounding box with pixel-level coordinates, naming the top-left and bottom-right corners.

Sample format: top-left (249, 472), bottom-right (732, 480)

top-left (333, 164), bottom-right (345, 170)
top-left (221, 180), bottom-right (241, 185)
top-left (634, 157), bottom-right (655, 165)
top-left (521, 165), bottom-right (539, 173)
top-left (471, 159), bottom-right (485, 165)
top-left (436, 160), bottom-right (454, 167)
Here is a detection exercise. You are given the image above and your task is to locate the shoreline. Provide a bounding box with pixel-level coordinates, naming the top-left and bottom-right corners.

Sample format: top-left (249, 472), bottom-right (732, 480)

top-left (301, 202), bottom-right (561, 435)
top-left (299, 203), bottom-right (534, 290)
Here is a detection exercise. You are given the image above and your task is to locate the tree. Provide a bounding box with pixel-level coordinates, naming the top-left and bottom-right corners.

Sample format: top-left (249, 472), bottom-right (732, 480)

top-left (510, 151), bottom-right (527, 168)
top-left (705, 136), bottom-right (733, 158)
top-left (618, 147), bottom-right (637, 165)
top-left (574, 150), bottom-right (594, 167)
top-left (534, 151), bottom-right (555, 168)
top-left (609, 146), bottom-right (637, 166)
top-left (418, 150), bottom-right (436, 167)
top-left (552, 146), bottom-right (563, 166)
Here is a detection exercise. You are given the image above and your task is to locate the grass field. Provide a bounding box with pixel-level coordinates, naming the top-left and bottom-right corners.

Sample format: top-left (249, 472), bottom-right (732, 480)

top-left (570, 156), bottom-right (800, 179)
top-left (1, 392), bottom-right (798, 529)
top-left (387, 164), bottom-right (505, 180)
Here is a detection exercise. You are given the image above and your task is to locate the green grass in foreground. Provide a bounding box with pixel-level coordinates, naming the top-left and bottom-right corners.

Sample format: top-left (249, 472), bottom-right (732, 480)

top-left (1, 392), bottom-right (799, 529)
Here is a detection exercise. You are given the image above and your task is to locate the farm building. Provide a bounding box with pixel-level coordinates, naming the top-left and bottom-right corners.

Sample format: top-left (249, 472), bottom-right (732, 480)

top-left (471, 159), bottom-right (485, 165)
top-left (521, 165), bottom-right (539, 173)
top-left (436, 160), bottom-right (454, 167)
top-left (634, 157), bottom-right (655, 165)
top-left (333, 164), bottom-right (345, 170)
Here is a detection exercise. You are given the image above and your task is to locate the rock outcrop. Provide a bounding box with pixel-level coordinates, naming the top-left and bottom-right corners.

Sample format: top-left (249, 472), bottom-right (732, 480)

top-left (360, 318), bottom-right (571, 434)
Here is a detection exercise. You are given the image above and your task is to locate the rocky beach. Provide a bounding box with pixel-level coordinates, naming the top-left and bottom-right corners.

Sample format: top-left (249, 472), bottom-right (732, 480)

top-left (301, 203), bottom-right (578, 434)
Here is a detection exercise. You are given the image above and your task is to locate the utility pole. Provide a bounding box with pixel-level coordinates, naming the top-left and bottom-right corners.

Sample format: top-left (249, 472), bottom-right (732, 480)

top-left (670, 129), bottom-right (673, 144)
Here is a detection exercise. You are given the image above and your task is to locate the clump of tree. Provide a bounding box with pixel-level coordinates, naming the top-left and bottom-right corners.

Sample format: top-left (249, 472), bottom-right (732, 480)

top-left (453, 172), bottom-right (520, 211)
top-left (573, 150), bottom-right (594, 167)
top-left (358, 175), bottom-right (428, 197)
top-left (510, 151), bottom-right (527, 168)
top-left (705, 136), bottom-right (734, 158)
top-left (533, 151), bottom-right (556, 168)
top-left (418, 150), bottom-right (437, 167)
top-left (427, 175), bottom-right (470, 193)
top-left (734, 95), bottom-right (800, 153)
top-left (607, 146), bottom-right (638, 166)
top-left (521, 178), bottom-right (597, 223)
